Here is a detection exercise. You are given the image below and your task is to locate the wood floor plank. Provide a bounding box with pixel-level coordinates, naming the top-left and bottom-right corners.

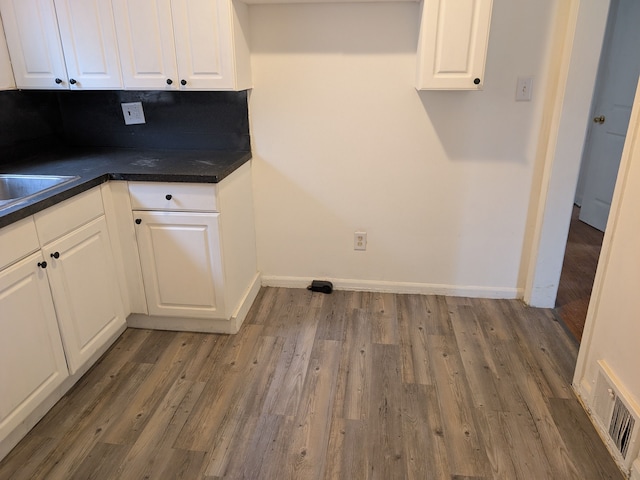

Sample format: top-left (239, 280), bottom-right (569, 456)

top-left (369, 343), bottom-right (407, 480)
top-left (397, 294), bottom-right (434, 385)
top-left (449, 304), bottom-right (504, 410)
top-left (27, 361), bottom-right (154, 480)
top-left (427, 333), bottom-right (491, 478)
top-left (200, 334), bottom-right (285, 477)
top-left (0, 289), bottom-right (624, 480)
top-left (286, 339), bottom-right (341, 480)
top-left (101, 332), bottom-right (202, 445)
top-left (333, 308), bottom-right (372, 421)
top-left (549, 397), bottom-right (623, 480)
top-left (323, 417), bottom-right (369, 480)
top-left (401, 383), bottom-right (450, 480)
top-left (68, 442), bottom-right (131, 480)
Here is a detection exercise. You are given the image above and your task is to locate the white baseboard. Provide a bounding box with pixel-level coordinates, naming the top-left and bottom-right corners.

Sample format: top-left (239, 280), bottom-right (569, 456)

top-left (261, 275), bottom-right (521, 299)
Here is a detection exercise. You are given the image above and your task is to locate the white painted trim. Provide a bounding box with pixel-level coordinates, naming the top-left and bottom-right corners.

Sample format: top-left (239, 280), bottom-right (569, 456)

top-left (261, 275), bottom-right (520, 299)
top-left (524, 0), bottom-right (611, 307)
top-left (230, 272), bottom-right (262, 332)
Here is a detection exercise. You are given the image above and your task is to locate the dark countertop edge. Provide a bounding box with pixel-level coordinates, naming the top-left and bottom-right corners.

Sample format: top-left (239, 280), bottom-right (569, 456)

top-left (0, 151), bottom-right (252, 229)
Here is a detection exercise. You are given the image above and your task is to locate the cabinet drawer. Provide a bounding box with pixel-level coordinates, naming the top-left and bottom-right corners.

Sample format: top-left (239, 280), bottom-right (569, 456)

top-left (0, 217), bottom-right (39, 270)
top-left (34, 188), bottom-right (104, 245)
top-left (129, 182), bottom-right (218, 211)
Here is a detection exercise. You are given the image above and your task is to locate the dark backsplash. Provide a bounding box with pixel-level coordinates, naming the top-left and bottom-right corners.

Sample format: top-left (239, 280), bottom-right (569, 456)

top-left (0, 90), bottom-right (64, 152)
top-left (57, 90), bottom-right (250, 151)
top-left (0, 89), bottom-right (250, 155)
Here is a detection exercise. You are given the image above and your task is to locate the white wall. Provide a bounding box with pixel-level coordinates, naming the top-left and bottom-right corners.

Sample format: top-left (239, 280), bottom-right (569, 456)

top-left (574, 79), bottom-right (640, 473)
top-left (248, 1), bottom-right (557, 296)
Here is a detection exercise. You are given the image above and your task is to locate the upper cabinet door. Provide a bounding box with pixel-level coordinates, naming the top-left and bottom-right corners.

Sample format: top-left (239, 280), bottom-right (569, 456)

top-left (53, 0), bottom-right (122, 89)
top-left (112, 0), bottom-right (179, 90)
top-left (171, 0), bottom-right (234, 90)
top-left (0, 16), bottom-right (16, 90)
top-left (0, 0), bottom-right (68, 89)
top-left (416, 0), bottom-right (493, 90)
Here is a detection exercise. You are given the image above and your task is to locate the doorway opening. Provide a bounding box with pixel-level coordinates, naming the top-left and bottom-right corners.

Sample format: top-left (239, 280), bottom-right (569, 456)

top-left (554, 0), bottom-right (640, 342)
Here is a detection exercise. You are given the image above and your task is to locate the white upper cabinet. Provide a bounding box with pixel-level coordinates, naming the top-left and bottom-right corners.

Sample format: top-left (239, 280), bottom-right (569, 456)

top-left (53, 0), bottom-right (122, 89)
top-left (0, 0), bottom-right (122, 89)
top-left (111, 0), bottom-right (178, 90)
top-left (0, 0), bottom-right (67, 89)
top-left (0, 17), bottom-right (15, 89)
top-left (113, 0), bottom-right (251, 90)
top-left (416, 0), bottom-right (493, 90)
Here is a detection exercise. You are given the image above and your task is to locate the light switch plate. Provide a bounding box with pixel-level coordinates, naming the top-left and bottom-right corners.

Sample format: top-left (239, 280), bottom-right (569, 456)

top-left (121, 102), bottom-right (146, 125)
top-left (516, 76), bottom-right (533, 102)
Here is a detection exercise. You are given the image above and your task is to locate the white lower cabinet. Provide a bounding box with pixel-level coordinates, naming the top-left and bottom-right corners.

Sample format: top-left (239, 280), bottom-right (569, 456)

top-left (134, 210), bottom-right (225, 318)
top-left (42, 215), bottom-right (126, 374)
top-left (0, 187), bottom-right (126, 461)
top-left (0, 251), bottom-right (68, 446)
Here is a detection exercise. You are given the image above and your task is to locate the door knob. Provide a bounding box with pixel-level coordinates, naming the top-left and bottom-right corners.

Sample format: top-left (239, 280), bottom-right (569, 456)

top-left (593, 115), bottom-right (606, 124)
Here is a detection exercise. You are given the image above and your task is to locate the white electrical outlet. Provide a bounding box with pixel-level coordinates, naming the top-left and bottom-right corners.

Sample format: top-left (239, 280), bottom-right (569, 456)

top-left (121, 102), bottom-right (146, 125)
top-left (516, 76), bottom-right (533, 101)
top-left (354, 232), bottom-right (367, 251)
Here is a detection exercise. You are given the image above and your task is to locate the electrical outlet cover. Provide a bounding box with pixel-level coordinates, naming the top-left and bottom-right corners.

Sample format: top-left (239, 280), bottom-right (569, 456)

top-left (121, 102), bottom-right (146, 125)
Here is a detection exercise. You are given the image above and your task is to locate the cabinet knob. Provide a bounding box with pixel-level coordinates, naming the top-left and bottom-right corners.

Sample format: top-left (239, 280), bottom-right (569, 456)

top-left (165, 194), bottom-right (173, 200)
top-left (166, 78), bottom-right (173, 85)
top-left (38, 261), bottom-right (48, 269)
top-left (55, 78), bottom-right (63, 84)
top-left (593, 115), bottom-right (606, 124)
top-left (181, 79), bottom-right (187, 86)
top-left (135, 218), bottom-right (142, 225)
top-left (50, 252), bottom-right (60, 259)
top-left (474, 78), bottom-right (481, 85)
top-left (69, 78), bottom-right (77, 85)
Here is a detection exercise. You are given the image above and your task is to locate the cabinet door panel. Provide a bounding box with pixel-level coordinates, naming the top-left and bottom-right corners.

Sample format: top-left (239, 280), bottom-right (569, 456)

top-left (112, 0), bottom-right (178, 89)
top-left (0, 252), bottom-right (68, 438)
top-left (53, 0), bottom-right (122, 89)
top-left (135, 211), bottom-right (225, 318)
top-left (0, 20), bottom-right (16, 90)
top-left (417, 0), bottom-right (493, 90)
top-left (0, 0), bottom-right (68, 89)
top-left (171, 0), bottom-right (234, 90)
top-left (43, 216), bottom-right (125, 374)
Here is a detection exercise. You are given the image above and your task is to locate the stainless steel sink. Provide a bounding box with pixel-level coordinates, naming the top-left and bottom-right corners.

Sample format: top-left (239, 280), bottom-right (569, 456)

top-left (0, 174), bottom-right (79, 209)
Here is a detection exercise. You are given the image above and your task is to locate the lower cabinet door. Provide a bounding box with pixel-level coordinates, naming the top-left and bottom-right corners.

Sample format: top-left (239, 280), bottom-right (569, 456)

top-left (0, 252), bottom-right (68, 442)
top-left (43, 215), bottom-right (125, 374)
top-left (134, 210), bottom-right (226, 319)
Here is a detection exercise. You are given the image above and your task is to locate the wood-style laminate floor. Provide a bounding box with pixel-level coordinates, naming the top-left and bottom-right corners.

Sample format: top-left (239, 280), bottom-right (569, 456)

top-left (0, 288), bottom-right (623, 479)
top-left (555, 206), bottom-right (605, 342)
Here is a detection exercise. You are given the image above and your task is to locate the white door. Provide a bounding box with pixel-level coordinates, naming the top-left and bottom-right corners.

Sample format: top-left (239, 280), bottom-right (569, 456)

top-left (0, 20), bottom-right (16, 89)
top-left (0, 0), bottom-right (68, 89)
top-left (53, 0), bottom-right (122, 89)
top-left (578, 0), bottom-right (640, 232)
top-left (171, 0), bottom-right (234, 90)
top-left (0, 252), bottom-right (68, 440)
top-left (112, 0), bottom-right (179, 90)
top-left (416, 0), bottom-right (493, 90)
top-left (134, 210), bottom-right (226, 318)
top-left (43, 216), bottom-right (126, 374)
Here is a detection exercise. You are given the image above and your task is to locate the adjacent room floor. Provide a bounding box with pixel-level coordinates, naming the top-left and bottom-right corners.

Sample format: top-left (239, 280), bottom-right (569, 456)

top-left (555, 205), bottom-right (605, 342)
top-left (0, 287), bottom-right (622, 479)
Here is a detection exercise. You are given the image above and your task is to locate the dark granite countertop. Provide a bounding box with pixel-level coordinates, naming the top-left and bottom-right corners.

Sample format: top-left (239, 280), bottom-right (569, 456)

top-left (0, 146), bottom-right (252, 228)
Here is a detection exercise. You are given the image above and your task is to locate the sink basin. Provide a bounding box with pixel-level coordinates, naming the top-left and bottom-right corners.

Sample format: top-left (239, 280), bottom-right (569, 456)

top-left (0, 174), bottom-right (79, 209)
